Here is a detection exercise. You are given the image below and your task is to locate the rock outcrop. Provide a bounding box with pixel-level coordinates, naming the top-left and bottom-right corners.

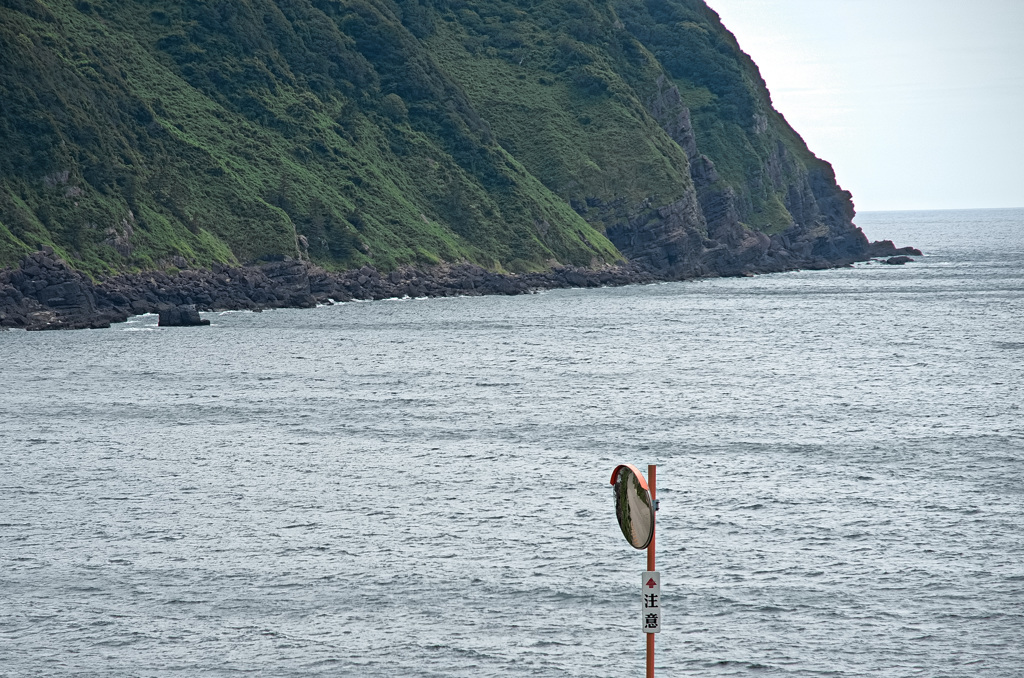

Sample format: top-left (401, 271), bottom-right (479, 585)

top-left (158, 305), bottom-right (210, 327)
top-left (0, 249), bottom-right (128, 330)
top-left (868, 241), bottom-right (924, 257)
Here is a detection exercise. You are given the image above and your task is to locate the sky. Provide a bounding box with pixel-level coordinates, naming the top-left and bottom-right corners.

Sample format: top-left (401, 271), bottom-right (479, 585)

top-left (704, 0), bottom-right (1024, 211)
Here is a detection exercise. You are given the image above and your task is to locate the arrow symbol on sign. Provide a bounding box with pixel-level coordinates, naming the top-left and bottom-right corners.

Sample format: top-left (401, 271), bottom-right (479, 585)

top-left (646, 578), bottom-right (657, 588)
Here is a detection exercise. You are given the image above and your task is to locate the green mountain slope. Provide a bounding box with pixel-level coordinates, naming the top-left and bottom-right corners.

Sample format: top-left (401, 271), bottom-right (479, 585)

top-left (0, 0), bottom-right (868, 278)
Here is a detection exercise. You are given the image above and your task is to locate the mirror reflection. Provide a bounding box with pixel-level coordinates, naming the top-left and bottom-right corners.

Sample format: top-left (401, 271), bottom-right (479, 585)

top-left (613, 466), bottom-right (654, 549)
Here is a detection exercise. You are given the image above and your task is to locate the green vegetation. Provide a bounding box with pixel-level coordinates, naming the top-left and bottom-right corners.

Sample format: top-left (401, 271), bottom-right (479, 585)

top-left (0, 0), bottom-right (855, 275)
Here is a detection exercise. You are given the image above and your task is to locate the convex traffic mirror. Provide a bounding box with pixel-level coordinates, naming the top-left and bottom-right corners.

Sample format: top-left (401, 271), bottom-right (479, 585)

top-left (610, 464), bottom-right (655, 550)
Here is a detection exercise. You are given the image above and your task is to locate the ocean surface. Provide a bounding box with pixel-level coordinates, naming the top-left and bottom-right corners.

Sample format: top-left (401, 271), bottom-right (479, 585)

top-left (2, 208), bottom-right (1022, 677)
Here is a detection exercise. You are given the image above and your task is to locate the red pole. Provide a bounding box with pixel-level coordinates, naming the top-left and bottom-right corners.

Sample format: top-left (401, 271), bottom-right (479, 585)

top-left (647, 464), bottom-right (656, 678)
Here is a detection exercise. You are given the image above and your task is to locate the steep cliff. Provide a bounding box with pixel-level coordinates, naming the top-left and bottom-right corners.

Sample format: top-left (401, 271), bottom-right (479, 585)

top-left (0, 0), bottom-right (869, 284)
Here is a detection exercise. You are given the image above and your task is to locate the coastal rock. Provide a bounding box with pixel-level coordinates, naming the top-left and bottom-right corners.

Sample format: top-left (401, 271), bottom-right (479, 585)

top-left (868, 240), bottom-right (924, 257)
top-left (882, 256), bottom-right (915, 266)
top-left (0, 250), bottom-right (131, 330)
top-left (158, 305), bottom-right (210, 327)
top-left (0, 244), bottom-right (912, 331)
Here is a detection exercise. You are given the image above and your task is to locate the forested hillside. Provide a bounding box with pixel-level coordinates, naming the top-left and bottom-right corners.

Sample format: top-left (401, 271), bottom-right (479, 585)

top-left (0, 0), bottom-right (869, 278)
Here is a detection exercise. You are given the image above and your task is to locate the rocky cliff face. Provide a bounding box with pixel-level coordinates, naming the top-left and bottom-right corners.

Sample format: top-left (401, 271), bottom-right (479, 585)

top-left (579, 66), bottom-right (867, 278)
top-left (1, 0), bottom-right (879, 315)
top-left (549, 71), bottom-right (868, 280)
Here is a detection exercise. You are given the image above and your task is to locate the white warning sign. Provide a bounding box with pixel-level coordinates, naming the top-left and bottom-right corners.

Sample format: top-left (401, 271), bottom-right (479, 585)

top-left (642, 570), bottom-right (661, 633)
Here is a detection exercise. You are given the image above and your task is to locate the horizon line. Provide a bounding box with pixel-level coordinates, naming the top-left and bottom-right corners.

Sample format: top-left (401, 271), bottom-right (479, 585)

top-left (857, 206), bottom-right (1023, 214)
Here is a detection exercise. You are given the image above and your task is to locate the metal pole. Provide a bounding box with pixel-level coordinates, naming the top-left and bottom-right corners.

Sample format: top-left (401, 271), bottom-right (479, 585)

top-left (647, 464), bottom-right (656, 678)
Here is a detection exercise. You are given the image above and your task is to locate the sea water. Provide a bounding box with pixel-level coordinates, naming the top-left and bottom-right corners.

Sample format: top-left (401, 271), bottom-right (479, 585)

top-left (1, 208), bottom-right (1022, 676)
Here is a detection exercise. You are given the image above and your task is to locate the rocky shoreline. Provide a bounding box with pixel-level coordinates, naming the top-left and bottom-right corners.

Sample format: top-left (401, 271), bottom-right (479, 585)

top-left (0, 242), bottom-right (919, 331)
